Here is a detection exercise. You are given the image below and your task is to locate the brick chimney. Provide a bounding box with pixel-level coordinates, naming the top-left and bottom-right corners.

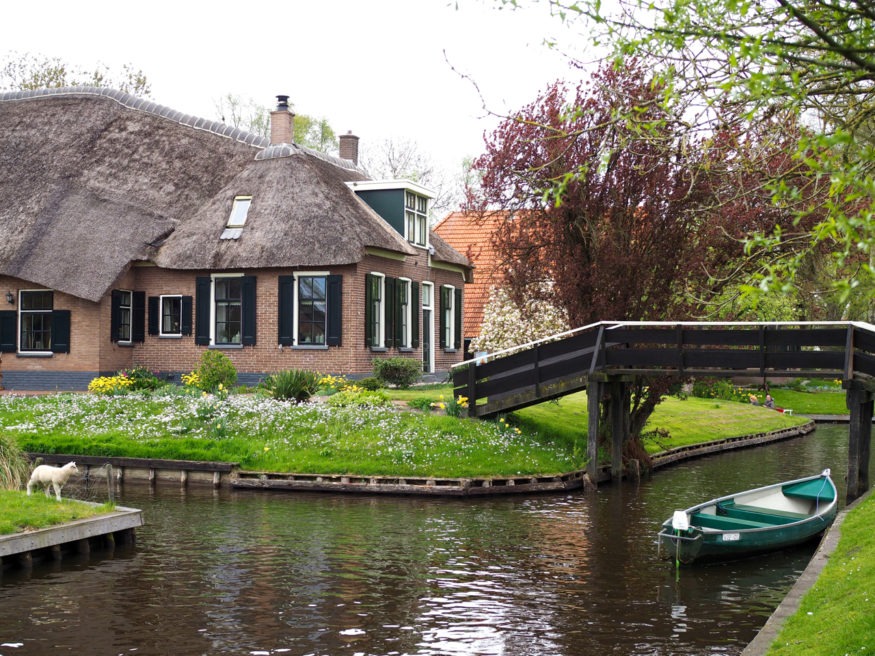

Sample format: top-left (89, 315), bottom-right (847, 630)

top-left (339, 130), bottom-right (359, 165)
top-left (270, 95), bottom-right (295, 145)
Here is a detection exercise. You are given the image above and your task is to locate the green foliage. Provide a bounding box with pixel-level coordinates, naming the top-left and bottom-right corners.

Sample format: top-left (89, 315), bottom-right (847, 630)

top-left (259, 369), bottom-right (321, 402)
top-left (0, 433), bottom-right (29, 491)
top-left (407, 397), bottom-right (437, 412)
top-left (356, 376), bottom-right (384, 391)
top-left (690, 378), bottom-right (748, 403)
top-left (372, 357), bottom-right (421, 388)
top-left (325, 388), bottom-right (392, 408)
top-left (120, 366), bottom-right (166, 391)
top-left (193, 350), bottom-right (237, 392)
top-left (88, 375), bottom-right (135, 395)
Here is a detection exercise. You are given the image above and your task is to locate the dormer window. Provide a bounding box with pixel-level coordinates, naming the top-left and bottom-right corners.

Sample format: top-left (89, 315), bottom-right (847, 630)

top-left (405, 191), bottom-right (428, 247)
top-left (228, 196), bottom-right (252, 228)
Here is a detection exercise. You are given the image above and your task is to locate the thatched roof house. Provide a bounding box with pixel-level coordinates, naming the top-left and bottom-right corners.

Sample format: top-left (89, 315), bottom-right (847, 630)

top-left (0, 88), bottom-right (470, 390)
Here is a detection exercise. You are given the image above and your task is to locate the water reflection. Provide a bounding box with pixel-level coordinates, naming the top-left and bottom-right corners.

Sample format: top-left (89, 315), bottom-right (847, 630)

top-left (0, 424), bottom-right (866, 655)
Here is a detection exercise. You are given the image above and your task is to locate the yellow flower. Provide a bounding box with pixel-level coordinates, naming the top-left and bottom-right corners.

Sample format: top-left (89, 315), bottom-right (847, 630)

top-left (263, 446), bottom-right (270, 452)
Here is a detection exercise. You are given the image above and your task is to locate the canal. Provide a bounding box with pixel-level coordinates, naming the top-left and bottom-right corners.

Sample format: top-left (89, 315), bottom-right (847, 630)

top-left (0, 424), bottom-right (865, 655)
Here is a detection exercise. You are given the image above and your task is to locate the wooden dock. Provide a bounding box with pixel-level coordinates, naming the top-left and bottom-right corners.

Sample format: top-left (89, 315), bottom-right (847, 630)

top-left (0, 504), bottom-right (143, 571)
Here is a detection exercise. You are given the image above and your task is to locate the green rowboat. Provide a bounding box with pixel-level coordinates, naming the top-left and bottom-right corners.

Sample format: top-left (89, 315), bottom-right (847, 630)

top-left (658, 469), bottom-right (837, 564)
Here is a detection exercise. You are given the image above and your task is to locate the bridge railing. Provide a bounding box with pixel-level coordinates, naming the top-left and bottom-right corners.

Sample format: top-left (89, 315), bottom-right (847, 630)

top-left (452, 321), bottom-right (875, 418)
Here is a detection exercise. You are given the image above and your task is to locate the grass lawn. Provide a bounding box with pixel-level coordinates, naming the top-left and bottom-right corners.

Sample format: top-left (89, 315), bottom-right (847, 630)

top-left (765, 493), bottom-right (875, 655)
top-left (0, 489), bottom-right (114, 536)
top-left (768, 388), bottom-right (847, 415)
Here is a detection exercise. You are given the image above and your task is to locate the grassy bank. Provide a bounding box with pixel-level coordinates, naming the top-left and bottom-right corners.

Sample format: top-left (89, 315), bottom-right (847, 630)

top-left (765, 492), bottom-right (875, 655)
top-left (0, 490), bottom-right (114, 536)
top-left (0, 387), bottom-right (814, 479)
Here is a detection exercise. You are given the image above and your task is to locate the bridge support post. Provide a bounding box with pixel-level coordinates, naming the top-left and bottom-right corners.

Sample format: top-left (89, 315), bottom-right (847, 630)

top-left (610, 380), bottom-right (630, 481)
top-left (846, 386), bottom-right (873, 503)
top-left (587, 378), bottom-right (602, 482)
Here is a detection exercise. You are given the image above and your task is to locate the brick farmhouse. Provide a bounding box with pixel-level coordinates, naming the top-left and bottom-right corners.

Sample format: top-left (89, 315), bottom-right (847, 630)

top-left (0, 88), bottom-right (470, 390)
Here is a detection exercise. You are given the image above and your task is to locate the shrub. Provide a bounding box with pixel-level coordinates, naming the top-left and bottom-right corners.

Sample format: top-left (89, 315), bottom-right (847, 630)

top-left (0, 433), bottom-right (29, 491)
top-left (193, 350), bottom-right (237, 392)
top-left (119, 366), bottom-right (165, 391)
top-left (357, 376), bottom-right (384, 391)
top-left (690, 378), bottom-right (747, 403)
top-left (260, 369), bottom-right (321, 402)
top-left (372, 357), bottom-right (421, 388)
top-left (326, 388), bottom-right (392, 407)
top-left (88, 375), bottom-right (135, 395)
top-left (408, 397), bottom-right (437, 412)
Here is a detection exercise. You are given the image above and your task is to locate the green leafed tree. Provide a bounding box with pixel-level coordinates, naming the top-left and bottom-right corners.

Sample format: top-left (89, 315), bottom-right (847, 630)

top-left (0, 51), bottom-right (150, 97)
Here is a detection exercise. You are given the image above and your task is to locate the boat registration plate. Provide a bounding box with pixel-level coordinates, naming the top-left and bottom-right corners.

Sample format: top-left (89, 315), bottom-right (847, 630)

top-left (722, 533), bottom-right (740, 542)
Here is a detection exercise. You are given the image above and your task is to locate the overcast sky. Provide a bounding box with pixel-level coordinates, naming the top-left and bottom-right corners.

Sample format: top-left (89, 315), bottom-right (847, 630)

top-left (5, 0), bottom-right (592, 173)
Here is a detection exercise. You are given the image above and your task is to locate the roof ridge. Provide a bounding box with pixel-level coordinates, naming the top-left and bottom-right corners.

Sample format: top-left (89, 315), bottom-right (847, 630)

top-left (0, 86), bottom-right (270, 148)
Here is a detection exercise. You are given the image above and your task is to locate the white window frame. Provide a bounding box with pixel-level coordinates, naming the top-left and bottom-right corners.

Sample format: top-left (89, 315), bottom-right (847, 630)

top-left (211, 274), bottom-right (244, 346)
top-left (370, 272), bottom-right (386, 349)
top-left (18, 289), bottom-right (53, 354)
top-left (442, 284), bottom-right (455, 350)
top-left (398, 277), bottom-right (412, 349)
top-left (404, 191), bottom-right (428, 248)
top-left (293, 271), bottom-right (329, 348)
top-left (160, 294), bottom-right (183, 338)
top-left (421, 282), bottom-right (434, 373)
top-left (117, 290), bottom-right (132, 345)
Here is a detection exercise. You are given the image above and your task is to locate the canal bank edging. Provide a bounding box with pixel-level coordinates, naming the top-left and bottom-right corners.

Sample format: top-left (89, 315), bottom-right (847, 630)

top-left (0, 504), bottom-right (143, 571)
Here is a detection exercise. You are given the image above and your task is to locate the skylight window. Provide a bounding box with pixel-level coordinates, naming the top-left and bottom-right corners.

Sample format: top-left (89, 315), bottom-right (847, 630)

top-left (227, 196), bottom-right (252, 228)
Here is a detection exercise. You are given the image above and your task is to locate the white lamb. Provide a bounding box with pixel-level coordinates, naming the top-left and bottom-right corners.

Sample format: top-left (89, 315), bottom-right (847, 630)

top-left (26, 462), bottom-right (78, 501)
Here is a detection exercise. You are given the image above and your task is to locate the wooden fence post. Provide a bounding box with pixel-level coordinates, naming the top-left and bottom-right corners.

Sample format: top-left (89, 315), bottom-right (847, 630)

top-left (847, 386), bottom-right (873, 502)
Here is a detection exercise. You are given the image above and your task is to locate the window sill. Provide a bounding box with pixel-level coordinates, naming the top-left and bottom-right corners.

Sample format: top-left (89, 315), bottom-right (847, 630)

top-left (370, 347), bottom-right (389, 353)
top-left (209, 344), bottom-right (244, 350)
top-left (443, 348), bottom-right (457, 354)
top-left (293, 345), bottom-right (328, 350)
top-left (398, 347), bottom-right (415, 353)
top-left (159, 334), bottom-right (183, 339)
top-left (16, 351), bottom-right (53, 358)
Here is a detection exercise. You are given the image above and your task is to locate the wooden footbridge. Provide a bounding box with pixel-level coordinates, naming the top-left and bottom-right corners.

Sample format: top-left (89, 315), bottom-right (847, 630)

top-left (452, 321), bottom-right (875, 501)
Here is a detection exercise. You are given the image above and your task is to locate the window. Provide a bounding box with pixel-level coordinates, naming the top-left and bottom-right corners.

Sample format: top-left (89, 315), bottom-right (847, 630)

top-left (439, 285), bottom-right (462, 351)
top-left (195, 276), bottom-right (256, 346)
top-left (405, 191), bottom-right (428, 247)
top-left (227, 196), bottom-right (252, 228)
top-left (214, 277), bottom-right (242, 345)
top-left (296, 275), bottom-right (327, 346)
top-left (116, 290), bottom-right (132, 343)
top-left (397, 278), bottom-right (412, 348)
top-left (278, 274), bottom-right (342, 347)
top-left (441, 285), bottom-right (454, 350)
top-left (19, 290), bottom-right (53, 352)
top-left (365, 273), bottom-right (385, 348)
top-left (161, 296), bottom-right (182, 336)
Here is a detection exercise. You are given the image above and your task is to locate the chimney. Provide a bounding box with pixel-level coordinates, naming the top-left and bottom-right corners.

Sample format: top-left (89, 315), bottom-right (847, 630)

top-left (339, 130), bottom-right (360, 165)
top-left (270, 94), bottom-right (295, 145)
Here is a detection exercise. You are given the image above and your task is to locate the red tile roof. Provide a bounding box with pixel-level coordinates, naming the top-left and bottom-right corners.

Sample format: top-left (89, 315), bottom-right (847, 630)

top-left (433, 211), bottom-right (509, 339)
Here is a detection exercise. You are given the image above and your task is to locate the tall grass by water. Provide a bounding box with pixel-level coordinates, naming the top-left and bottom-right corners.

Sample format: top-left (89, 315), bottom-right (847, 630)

top-left (0, 391), bottom-right (577, 478)
top-left (0, 490), bottom-right (114, 535)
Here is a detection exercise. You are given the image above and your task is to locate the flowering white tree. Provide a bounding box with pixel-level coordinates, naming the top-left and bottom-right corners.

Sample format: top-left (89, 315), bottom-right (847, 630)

top-left (470, 285), bottom-right (569, 355)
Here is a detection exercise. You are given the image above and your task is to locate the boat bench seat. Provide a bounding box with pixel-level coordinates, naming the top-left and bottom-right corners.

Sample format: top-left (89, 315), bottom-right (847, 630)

top-left (691, 512), bottom-right (770, 531)
top-left (782, 479), bottom-right (836, 502)
top-left (718, 503), bottom-right (806, 525)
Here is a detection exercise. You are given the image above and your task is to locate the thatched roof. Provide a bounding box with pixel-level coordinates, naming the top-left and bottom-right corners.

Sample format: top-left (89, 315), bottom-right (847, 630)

top-left (0, 88), bottom-right (464, 302)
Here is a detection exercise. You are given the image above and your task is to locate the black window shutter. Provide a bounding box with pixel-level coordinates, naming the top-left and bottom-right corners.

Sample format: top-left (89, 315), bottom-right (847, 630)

top-left (327, 274), bottom-right (343, 347)
top-left (384, 277), bottom-right (396, 348)
top-left (181, 296), bottom-right (193, 336)
top-left (278, 275), bottom-right (294, 346)
top-left (454, 288), bottom-right (463, 350)
top-left (411, 282), bottom-right (420, 348)
top-left (132, 291), bottom-right (146, 343)
top-left (51, 310), bottom-right (71, 353)
top-left (110, 290), bottom-right (122, 342)
top-left (439, 286), bottom-right (448, 349)
top-left (0, 310), bottom-right (16, 352)
top-left (148, 296), bottom-right (159, 335)
top-left (364, 273), bottom-right (374, 347)
top-left (242, 275), bottom-right (257, 345)
top-left (195, 276), bottom-right (211, 345)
